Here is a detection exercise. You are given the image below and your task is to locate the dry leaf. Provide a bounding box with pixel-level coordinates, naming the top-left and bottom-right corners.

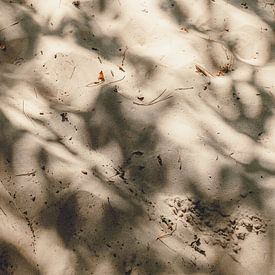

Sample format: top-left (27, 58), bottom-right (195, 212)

top-left (98, 70), bottom-right (105, 81)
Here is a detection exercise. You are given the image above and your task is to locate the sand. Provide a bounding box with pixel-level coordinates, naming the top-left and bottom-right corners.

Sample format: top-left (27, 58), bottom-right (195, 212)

top-left (0, 0), bottom-right (275, 274)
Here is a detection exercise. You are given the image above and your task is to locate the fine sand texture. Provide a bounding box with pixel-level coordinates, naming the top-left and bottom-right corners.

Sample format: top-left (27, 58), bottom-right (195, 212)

top-left (0, 0), bottom-right (275, 274)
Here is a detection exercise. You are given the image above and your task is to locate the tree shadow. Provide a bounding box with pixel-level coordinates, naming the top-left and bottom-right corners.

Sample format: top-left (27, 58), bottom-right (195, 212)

top-left (0, 0), bottom-right (274, 274)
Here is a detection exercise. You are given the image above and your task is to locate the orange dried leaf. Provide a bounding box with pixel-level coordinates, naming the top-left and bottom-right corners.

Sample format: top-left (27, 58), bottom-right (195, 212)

top-left (98, 70), bottom-right (105, 81)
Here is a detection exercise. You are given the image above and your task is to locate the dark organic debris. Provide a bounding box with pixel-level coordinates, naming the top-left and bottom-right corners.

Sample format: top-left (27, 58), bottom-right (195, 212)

top-left (119, 66), bottom-right (125, 72)
top-left (72, 1), bottom-right (80, 8)
top-left (60, 112), bottom-right (68, 122)
top-left (15, 170), bottom-right (36, 177)
top-left (157, 155), bottom-right (163, 166)
top-left (133, 89), bottom-right (173, 106)
top-left (121, 46), bottom-right (128, 67)
top-left (164, 196), bottom-right (269, 255)
top-left (195, 64), bottom-right (213, 77)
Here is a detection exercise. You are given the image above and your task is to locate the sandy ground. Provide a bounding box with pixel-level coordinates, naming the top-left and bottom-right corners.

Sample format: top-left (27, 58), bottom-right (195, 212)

top-left (0, 0), bottom-right (275, 274)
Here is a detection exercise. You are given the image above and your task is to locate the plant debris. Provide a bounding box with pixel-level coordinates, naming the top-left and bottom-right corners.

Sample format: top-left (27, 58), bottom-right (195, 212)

top-left (133, 89), bottom-right (173, 106)
top-left (60, 112), bottom-right (68, 122)
top-left (121, 46), bottom-right (128, 67)
top-left (72, 1), bottom-right (80, 8)
top-left (98, 70), bottom-right (105, 82)
top-left (119, 66), bottom-right (125, 72)
top-left (86, 75), bottom-right (125, 88)
top-left (0, 19), bottom-right (21, 32)
top-left (15, 170), bottom-right (36, 177)
top-left (157, 155), bottom-right (163, 166)
top-left (163, 196), bottom-right (269, 255)
top-left (195, 64), bottom-right (214, 77)
top-left (85, 70), bottom-right (106, 86)
top-left (190, 235), bottom-right (206, 256)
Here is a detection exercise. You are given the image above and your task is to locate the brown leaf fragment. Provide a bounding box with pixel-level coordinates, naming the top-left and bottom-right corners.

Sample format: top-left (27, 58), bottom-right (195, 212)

top-left (98, 70), bottom-right (105, 81)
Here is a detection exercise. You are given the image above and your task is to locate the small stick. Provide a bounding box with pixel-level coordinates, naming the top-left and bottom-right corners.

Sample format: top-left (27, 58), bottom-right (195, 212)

top-left (133, 89), bottom-right (173, 106)
top-left (85, 75), bottom-right (125, 87)
top-left (175, 87), bottom-right (194, 91)
top-left (150, 89), bottom-right (167, 104)
top-left (97, 56), bottom-right (102, 64)
top-left (16, 170), bottom-right (36, 177)
top-left (121, 46), bottom-right (128, 67)
top-left (70, 66), bottom-right (76, 79)
top-left (133, 96), bottom-right (173, 106)
top-left (0, 206), bottom-right (7, 216)
top-left (195, 64), bottom-right (214, 77)
top-left (157, 238), bottom-right (177, 253)
top-left (0, 20), bottom-right (21, 32)
top-left (177, 153), bottom-right (182, 170)
top-left (23, 101), bottom-right (35, 127)
top-left (156, 224), bottom-right (177, 241)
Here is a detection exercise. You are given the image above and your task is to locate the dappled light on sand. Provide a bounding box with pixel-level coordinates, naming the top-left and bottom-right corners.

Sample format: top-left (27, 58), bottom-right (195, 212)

top-left (0, 0), bottom-right (274, 274)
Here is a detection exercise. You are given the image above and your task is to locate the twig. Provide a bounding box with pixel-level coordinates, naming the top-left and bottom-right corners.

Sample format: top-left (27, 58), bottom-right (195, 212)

top-left (175, 87), bottom-right (194, 91)
top-left (97, 56), bottom-right (102, 64)
top-left (121, 46), bottom-right (128, 67)
top-left (23, 101), bottom-right (36, 127)
top-left (150, 88), bottom-right (167, 104)
top-left (0, 206), bottom-right (7, 216)
top-left (0, 20), bottom-right (21, 32)
top-left (106, 75), bottom-right (126, 86)
top-left (70, 66), bottom-right (76, 79)
top-left (156, 224), bottom-right (177, 241)
top-left (157, 238), bottom-right (177, 253)
top-left (177, 153), bottom-right (182, 170)
top-left (156, 224), bottom-right (178, 252)
top-left (85, 75), bottom-right (125, 87)
top-left (133, 89), bottom-right (173, 106)
top-left (16, 170), bottom-right (36, 177)
top-left (133, 96), bottom-right (173, 106)
top-left (195, 64), bottom-right (214, 77)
